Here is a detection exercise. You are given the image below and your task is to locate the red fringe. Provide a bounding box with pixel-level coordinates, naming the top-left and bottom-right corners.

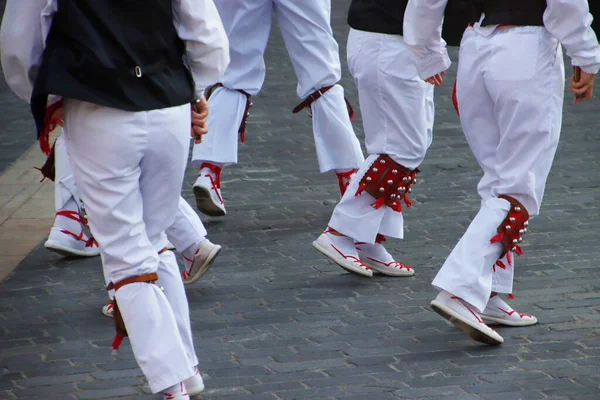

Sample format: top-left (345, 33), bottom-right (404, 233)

top-left (514, 245), bottom-right (523, 256)
top-left (452, 80), bottom-right (460, 117)
top-left (490, 233), bottom-right (503, 244)
top-left (495, 259), bottom-right (507, 270)
top-left (506, 250), bottom-right (512, 266)
top-left (355, 185), bottom-right (365, 197)
top-left (370, 197), bottom-right (386, 210)
top-left (112, 335), bottom-right (124, 350)
top-left (345, 98), bottom-right (355, 121)
top-left (508, 294), bottom-right (515, 300)
top-left (390, 201), bottom-right (403, 212)
top-left (240, 131), bottom-right (245, 143)
top-left (403, 195), bottom-right (412, 208)
top-left (375, 234), bottom-right (386, 243)
top-left (39, 100), bottom-right (64, 155)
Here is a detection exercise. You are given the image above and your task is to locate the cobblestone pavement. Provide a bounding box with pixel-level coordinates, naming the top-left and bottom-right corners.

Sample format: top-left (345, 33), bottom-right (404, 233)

top-left (1, 2), bottom-right (600, 399)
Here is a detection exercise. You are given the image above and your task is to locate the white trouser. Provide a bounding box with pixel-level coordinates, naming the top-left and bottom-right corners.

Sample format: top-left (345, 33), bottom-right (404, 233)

top-left (328, 29), bottom-right (434, 243)
top-left (53, 133), bottom-right (81, 211)
top-left (191, 0), bottom-right (364, 172)
top-left (63, 100), bottom-right (196, 393)
top-left (433, 26), bottom-right (565, 312)
top-left (57, 130), bottom-right (207, 253)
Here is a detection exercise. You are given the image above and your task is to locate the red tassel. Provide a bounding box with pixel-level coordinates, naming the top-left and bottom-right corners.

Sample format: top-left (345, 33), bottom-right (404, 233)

top-left (452, 80), bottom-right (460, 117)
top-left (390, 201), bottom-right (403, 212)
top-left (506, 250), bottom-right (512, 266)
top-left (240, 130), bottom-right (245, 143)
top-left (370, 197), bottom-right (386, 210)
top-left (345, 98), bottom-right (355, 121)
top-left (490, 233), bottom-right (503, 244)
top-left (514, 245), bottom-right (523, 257)
top-left (403, 195), bottom-right (412, 208)
top-left (112, 335), bottom-right (124, 350)
top-left (39, 100), bottom-right (64, 155)
top-left (495, 259), bottom-right (507, 270)
top-left (508, 294), bottom-right (515, 300)
top-left (375, 234), bottom-right (386, 243)
top-left (355, 185), bottom-right (366, 197)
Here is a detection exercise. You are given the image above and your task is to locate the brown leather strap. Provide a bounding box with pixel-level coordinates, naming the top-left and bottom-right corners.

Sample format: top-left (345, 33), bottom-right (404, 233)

top-left (206, 83), bottom-right (252, 142)
top-left (106, 272), bottom-right (158, 292)
top-left (293, 85), bottom-right (335, 114)
top-left (158, 247), bottom-right (168, 254)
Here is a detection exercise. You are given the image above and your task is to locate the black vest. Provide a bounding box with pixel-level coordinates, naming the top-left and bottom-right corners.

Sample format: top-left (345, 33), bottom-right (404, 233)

top-left (474, 0), bottom-right (547, 26)
top-left (31, 0), bottom-right (194, 137)
top-left (347, 0), bottom-right (408, 36)
top-left (346, 0), bottom-right (472, 47)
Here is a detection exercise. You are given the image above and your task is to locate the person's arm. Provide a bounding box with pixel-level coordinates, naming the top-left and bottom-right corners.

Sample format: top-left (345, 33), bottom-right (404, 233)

top-left (172, 0), bottom-right (230, 100)
top-left (403, 0), bottom-right (451, 82)
top-left (544, 0), bottom-right (600, 74)
top-left (0, 0), bottom-right (55, 103)
top-left (544, 0), bottom-right (600, 102)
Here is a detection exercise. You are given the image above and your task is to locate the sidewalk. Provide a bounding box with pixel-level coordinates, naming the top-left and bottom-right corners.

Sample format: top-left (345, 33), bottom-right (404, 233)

top-left (1, 2), bottom-right (600, 399)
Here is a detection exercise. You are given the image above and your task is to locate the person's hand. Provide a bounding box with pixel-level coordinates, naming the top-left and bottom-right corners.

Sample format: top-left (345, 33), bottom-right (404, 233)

top-left (424, 71), bottom-right (445, 87)
top-left (571, 68), bottom-right (594, 104)
top-left (191, 97), bottom-right (209, 143)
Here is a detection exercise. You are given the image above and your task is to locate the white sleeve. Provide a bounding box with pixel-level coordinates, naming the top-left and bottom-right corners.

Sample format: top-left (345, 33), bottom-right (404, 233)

top-left (0, 0), bottom-right (55, 103)
top-left (403, 0), bottom-right (452, 80)
top-left (172, 0), bottom-right (230, 99)
top-left (544, 0), bottom-right (600, 74)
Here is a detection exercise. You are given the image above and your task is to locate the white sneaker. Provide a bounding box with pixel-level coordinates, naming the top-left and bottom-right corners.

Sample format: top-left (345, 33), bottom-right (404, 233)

top-left (431, 291), bottom-right (504, 345)
top-left (102, 301), bottom-right (114, 318)
top-left (184, 366), bottom-right (205, 396)
top-left (355, 242), bottom-right (414, 277)
top-left (312, 231), bottom-right (372, 278)
top-left (44, 226), bottom-right (100, 257)
top-left (193, 163), bottom-right (226, 217)
top-left (162, 383), bottom-right (189, 400)
top-left (481, 295), bottom-right (538, 327)
top-left (181, 239), bottom-right (222, 284)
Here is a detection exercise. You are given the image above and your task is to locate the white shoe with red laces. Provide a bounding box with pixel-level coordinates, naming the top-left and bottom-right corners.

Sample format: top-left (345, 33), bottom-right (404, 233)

top-left (312, 230), bottom-right (372, 278)
top-left (44, 210), bottom-right (100, 257)
top-left (181, 239), bottom-right (222, 285)
top-left (193, 163), bottom-right (226, 217)
top-left (355, 241), bottom-right (414, 277)
top-left (481, 294), bottom-right (538, 327)
top-left (184, 366), bottom-right (205, 396)
top-left (102, 301), bottom-right (114, 318)
top-left (431, 291), bottom-right (504, 346)
top-left (162, 382), bottom-right (189, 400)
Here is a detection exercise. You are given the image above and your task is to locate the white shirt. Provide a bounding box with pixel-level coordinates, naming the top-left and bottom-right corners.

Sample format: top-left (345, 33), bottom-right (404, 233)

top-left (0, 0), bottom-right (230, 103)
top-left (403, 0), bottom-right (600, 80)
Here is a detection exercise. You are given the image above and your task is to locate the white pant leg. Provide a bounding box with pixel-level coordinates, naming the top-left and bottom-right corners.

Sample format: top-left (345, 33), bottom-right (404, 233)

top-left (155, 250), bottom-right (198, 373)
top-left (327, 30), bottom-right (434, 242)
top-left (329, 154), bottom-right (404, 243)
top-left (485, 27), bottom-right (564, 216)
top-left (165, 197), bottom-right (208, 253)
top-left (63, 100), bottom-right (193, 393)
top-left (432, 198), bottom-right (510, 313)
top-left (191, 87), bottom-right (248, 167)
top-left (274, 0), bottom-right (363, 172)
top-left (435, 27), bottom-right (565, 311)
top-left (53, 133), bottom-right (81, 210)
top-left (191, 0), bottom-right (272, 167)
